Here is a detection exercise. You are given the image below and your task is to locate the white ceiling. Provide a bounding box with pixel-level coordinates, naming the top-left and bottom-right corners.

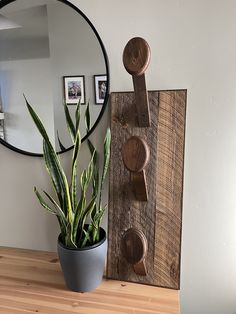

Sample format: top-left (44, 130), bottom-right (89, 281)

top-left (0, 14), bottom-right (21, 30)
top-left (0, 3), bottom-right (49, 41)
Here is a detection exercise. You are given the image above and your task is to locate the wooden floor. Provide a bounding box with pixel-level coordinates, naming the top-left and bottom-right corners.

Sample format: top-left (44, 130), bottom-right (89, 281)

top-left (0, 247), bottom-right (179, 314)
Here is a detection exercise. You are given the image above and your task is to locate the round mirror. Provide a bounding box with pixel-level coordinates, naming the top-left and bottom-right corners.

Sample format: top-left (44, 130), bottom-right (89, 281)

top-left (0, 0), bottom-right (109, 156)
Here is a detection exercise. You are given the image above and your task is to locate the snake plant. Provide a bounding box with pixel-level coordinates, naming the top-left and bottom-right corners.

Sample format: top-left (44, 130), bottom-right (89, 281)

top-left (25, 97), bottom-right (111, 249)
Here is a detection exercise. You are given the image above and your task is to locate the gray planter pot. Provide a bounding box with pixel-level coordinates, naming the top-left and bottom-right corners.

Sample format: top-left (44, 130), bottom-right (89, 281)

top-left (57, 228), bottom-right (107, 293)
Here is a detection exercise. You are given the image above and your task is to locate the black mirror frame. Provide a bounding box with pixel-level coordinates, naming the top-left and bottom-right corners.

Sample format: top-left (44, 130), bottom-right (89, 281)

top-left (0, 0), bottom-right (110, 157)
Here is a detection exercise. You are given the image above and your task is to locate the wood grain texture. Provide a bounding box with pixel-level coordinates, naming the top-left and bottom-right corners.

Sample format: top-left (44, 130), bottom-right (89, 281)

top-left (0, 247), bottom-right (179, 314)
top-left (107, 90), bottom-right (187, 290)
top-left (131, 171), bottom-right (149, 201)
top-left (121, 228), bottom-right (147, 265)
top-left (123, 37), bottom-right (151, 127)
top-left (122, 136), bottom-right (149, 201)
top-left (132, 74), bottom-right (151, 127)
top-left (122, 136), bottom-right (150, 172)
top-left (121, 228), bottom-right (148, 276)
top-left (123, 37), bottom-right (150, 76)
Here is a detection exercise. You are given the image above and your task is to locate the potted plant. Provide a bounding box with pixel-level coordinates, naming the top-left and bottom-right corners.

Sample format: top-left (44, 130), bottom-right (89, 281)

top-left (25, 98), bottom-right (111, 292)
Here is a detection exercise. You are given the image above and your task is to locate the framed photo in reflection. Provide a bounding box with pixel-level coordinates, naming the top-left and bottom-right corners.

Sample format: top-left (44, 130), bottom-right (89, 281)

top-left (63, 75), bottom-right (85, 105)
top-left (94, 75), bottom-right (107, 104)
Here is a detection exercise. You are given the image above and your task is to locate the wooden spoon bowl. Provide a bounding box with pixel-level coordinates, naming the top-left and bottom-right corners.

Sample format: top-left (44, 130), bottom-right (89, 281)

top-left (122, 136), bottom-right (150, 173)
top-left (123, 37), bottom-right (151, 76)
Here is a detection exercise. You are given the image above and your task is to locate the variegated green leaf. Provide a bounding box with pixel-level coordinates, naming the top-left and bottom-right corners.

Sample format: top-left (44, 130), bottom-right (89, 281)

top-left (98, 129), bottom-right (111, 211)
top-left (42, 140), bottom-right (64, 211)
top-left (26, 100), bottom-right (64, 208)
top-left (80, 197), bottom-right (96, 232)
top-left (64, 102), bottom-right (76, 143)
top-left (71, 129), bottom-right (81, 211)
top-left (25, 96), bottom-right (50, 144)
top-left (57, 130), bottom-right (66, 151)
top-left (34, 187), bottom-right (66, 236)
top-left (43, 190), bottom-right (66, 223)
top-left (101, 128), bottom-right (111, 186)
top-left (80, 170), bottom-right (87, 190)
top-left (78, 197), bottom-right (96, 246)
top-left (73, 192), bottom-right (86, 241)
top-left (34, 187), bottom-right (55, 214)
top-left (75, 100), bottom-right (81, 133)
top-left (81, 228), bottom-right (92, 248)
top-left (43, 140), bottom-right (73, 228)
top-left (85, 101), bottom-right (91, 132)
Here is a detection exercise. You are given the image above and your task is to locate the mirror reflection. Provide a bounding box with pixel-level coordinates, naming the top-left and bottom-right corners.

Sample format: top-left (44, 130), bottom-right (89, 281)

top-left (0, 0), bottom-right (108, 155)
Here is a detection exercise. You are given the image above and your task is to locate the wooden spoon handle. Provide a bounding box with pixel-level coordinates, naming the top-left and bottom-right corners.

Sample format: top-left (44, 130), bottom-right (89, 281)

top-left (133, 259), bottom-right (147, 276)
top-left (131, 171), bottom-right (148, 202)
top-left (132, 75), bottom-right (150, 127)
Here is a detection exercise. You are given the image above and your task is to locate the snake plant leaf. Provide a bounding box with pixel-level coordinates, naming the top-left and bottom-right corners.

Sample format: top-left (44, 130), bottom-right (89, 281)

top-left (78, 197), bottom-right (96, 247)
top-left (43, 190), bottom-right (67, 237)
top-left (86, 139), bottom-right (99, 203)
top-left (43, 140), bottom-right (73, 228)
top-left (34, 187), bottom-right (66, 236)
top-left (92, 204), bottom-right (107, 242)
top-left (85, 101), bottom-right (91, 132)
top-left (85, 152), bottom-right (95, 189)
top-left (26, 99), bottom-right (64, 207)
top-left (101, 128), bottom-right (111, 186)
top-left (25, 96), bottom-right (50, 144)
top-left (73, 192), bottom-right (86, 241)
top-left (42, 140), bottom-right (64, 211)
top-left (86, 106), bottom-right (99, 202)
top-left (75, 100), bottom-right (81, 133)
top-left (34, 187), bottom-right (55, 214)
top-left (87, 139), bottom-right (98, 166)
top-left (91, 204), bottom-right (107, 228)
top-left (43, 190), bottom-right (66, 223)
top-left (80, 170), bottom-right (87, 190)
top-left (43, 140), bottom-right (74, 248)
top-left (71, 129), bottom-right (81, 211)
top-left (81, 228), bottom-right (92, 248)
top-left (57, 130), bottom-right (66, 152)
top-left (98, 128), bottom-right (111, 210)
top-left (74, 153), bottom-right (95, 243)
top-left (92, 170), bottom-right (99, 200)
top-left (64, 102), bottom-right (76, 143)
top-left (80, 197), bottom-right (96, 231)
top-left (80, 151), bottom-right (95, 193)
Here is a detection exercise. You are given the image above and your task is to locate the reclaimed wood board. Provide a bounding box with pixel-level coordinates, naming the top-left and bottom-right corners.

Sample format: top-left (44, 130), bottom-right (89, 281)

top-left (107, 90), bottom-right (187, 289)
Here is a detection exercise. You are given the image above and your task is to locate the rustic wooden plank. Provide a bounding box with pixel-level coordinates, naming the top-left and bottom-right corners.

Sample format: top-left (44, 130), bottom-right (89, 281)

top-left (108, 91), bottom-right (159, 286)
top-left (0, 247), bottom-right (179, 314)
top-left (107, 90), bottom-right (187, 289)
top-left (154, 90), bottom-right (186, 289)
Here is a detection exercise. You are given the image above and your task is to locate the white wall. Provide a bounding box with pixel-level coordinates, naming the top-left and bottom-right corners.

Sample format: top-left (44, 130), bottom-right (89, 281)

top-left (0, 58), bottom-right (55, 153)
top-left (0, 1), bottom-right (236, 314)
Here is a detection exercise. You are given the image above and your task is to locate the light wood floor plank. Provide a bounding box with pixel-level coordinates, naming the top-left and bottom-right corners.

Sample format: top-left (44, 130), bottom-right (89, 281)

top-left (0, 247), bottom-right (179, 314)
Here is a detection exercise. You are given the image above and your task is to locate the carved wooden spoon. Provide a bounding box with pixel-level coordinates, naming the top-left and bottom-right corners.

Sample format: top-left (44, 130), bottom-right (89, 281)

top-left (123, 37), bottom-right (151, 127)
